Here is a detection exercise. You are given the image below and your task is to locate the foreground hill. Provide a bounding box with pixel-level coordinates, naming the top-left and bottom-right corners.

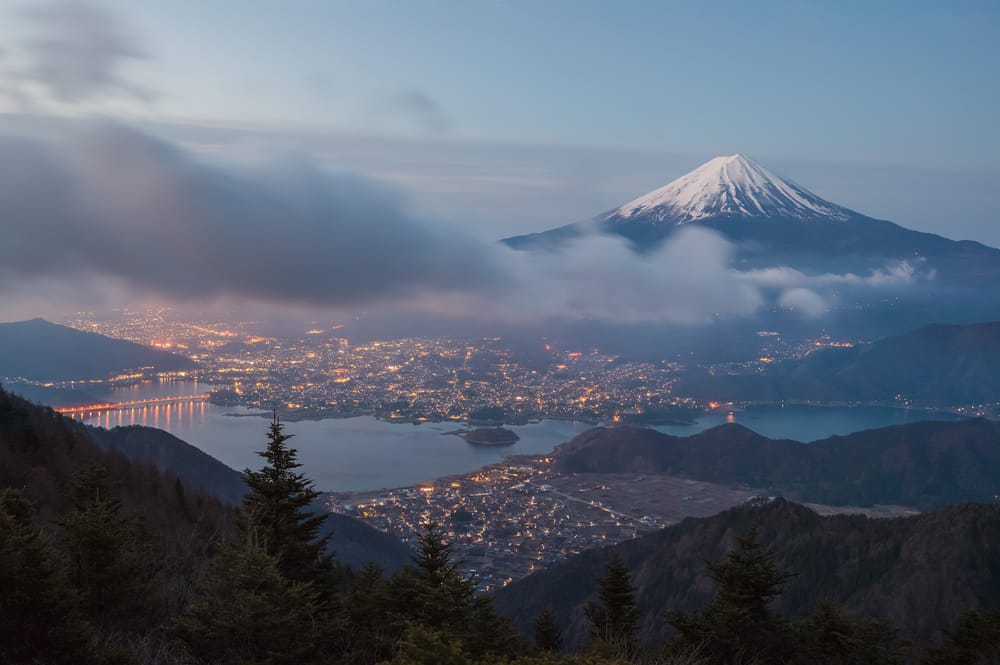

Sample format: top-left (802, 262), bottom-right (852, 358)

top-left (0, 385), bottom-right (235, 545)
top-left (495, 499), bottom-right (1000, 650)
top-left (0, 318), bottom-right (195, 381)
top-left (0, 386), bottom-right (410, 571)
top-left (93, 425), bottom-right (250, 504)
top-left (680, 321), bottom-right (1000, 405)
top-left (92, 424), bottom-right (413, 571)
top-left (554, 419), bottom-right (1000, 509)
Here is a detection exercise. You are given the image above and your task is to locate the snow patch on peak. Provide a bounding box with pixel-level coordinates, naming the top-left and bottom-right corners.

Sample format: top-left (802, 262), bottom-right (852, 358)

top-left (612, 154), bottom-right (855, 224)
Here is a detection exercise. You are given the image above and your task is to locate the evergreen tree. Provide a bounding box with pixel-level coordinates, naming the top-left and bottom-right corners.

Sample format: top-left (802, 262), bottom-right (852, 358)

top-left (389, 521), bottom-right (520, 661)
top-left (59, 465), bottom-right (159, 634)
top-left (534, 609), bottom-right (564, 655)
top-left (176, 533), bottom-right (323, 665)
top-left (666, 524), bottom-right (793, 664)
top-left (920, 610), bottom-right (1000, 665)
top-left (0, 488), bottom-right (90, 665)
top-left (795, 599), bottom-right (905, 664)
top-left (343, 562), bottom-right (394, 665)
top-left (585, 552), bottom-right (639, 659)
top-left (391, 521), bottom-right (472, 631)
top-left (389, 624), bottom-right (466, 665)
top-left (242, 414), bottom-right (333, 585)
top-left (466, 593), bottom-right (523, 660)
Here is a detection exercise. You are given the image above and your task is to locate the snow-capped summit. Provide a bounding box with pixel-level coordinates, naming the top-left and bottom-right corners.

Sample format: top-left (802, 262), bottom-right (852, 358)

top-left (610, 154), bottom-right (855, 225)
top-left (502, 153), bottom-right (1000, 288)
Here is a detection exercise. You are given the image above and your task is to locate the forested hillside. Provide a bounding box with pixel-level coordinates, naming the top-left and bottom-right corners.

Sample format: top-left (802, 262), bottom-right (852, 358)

top-left (3, 385), bottom-right (999, 664)
top-left (496, 499), bottom-right (1000, 652)
top-left (678, 321), bottom-right (1000, 405)
top-left (554, 419), bottom-right (1000, 508)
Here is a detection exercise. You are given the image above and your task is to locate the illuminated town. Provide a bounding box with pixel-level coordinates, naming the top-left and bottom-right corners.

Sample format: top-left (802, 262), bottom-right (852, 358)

top-left (327, 456), bottom-right (916, 591)
top-left (327, 457), bottom-right (752, 591)
top-left (0, 308), bottom-right (982, 589)
top-left (51, 308), bottom-right (877, 425)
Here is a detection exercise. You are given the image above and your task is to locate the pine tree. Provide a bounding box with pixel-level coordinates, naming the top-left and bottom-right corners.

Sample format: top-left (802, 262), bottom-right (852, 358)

top-left (242, 414), bottom-right (333, 585)
top-left (388, 521), bottom-right (520, 660)
top-left (389, 624), bottom-right (466, 665)
top-left (59, 465), bottom-right (159, 634)
top-left (466, 593), bottom-right (523, 660)
top-left (534, 609), bottom-right (564, 655)
top-left (177, 533), bottom-right (323, 665)
top-left (390, 521), bottom-right (472, 631)
top-left (343, 562), bottom-right (395, 665)
top-left (585, 552), bottom-right (639, 659)
top-left (666, 524), bottom-right (793, 663)
top-left (0, 488), bottom-right (90, 665)
top-left (795, 599), bottom-right (904, 664)
top-left (920, 610), bottom-right (1000, 665)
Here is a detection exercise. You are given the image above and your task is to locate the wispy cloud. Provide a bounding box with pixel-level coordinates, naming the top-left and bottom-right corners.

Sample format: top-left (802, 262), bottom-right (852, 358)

top-left (12, 0), bottom-right (149, 106)
top-left (386, 89), bottom-right (451, 136)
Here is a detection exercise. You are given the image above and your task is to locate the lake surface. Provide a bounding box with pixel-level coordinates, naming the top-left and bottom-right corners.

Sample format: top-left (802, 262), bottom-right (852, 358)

top-left (77, 380), bottom-right (969, 492)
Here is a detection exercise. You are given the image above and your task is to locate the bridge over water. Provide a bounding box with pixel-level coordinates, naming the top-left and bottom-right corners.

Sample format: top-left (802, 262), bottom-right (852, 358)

top-left (56, 394), bottom-right (210, 415)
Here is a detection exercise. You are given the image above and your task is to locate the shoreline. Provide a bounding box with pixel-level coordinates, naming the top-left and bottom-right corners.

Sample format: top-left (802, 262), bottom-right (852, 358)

top-left (215, 399), bottom-right (982, 429)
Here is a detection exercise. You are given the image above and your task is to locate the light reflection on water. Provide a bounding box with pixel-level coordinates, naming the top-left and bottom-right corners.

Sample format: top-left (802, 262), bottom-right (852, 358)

top-left (71, 399), bottom-right (207, 431)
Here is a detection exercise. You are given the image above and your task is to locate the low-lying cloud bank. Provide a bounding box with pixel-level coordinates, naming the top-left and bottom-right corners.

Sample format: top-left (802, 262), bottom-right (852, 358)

top-left (0, 122), bottom-right (505, 306)
top-left (0, 121), bottom-right (918, 324)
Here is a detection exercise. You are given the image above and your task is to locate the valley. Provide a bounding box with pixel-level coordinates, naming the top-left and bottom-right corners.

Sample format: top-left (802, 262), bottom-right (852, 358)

top-left (330, 454), bottom-right (916, 592)
top-left (2, 5), bottom-right (998, 663)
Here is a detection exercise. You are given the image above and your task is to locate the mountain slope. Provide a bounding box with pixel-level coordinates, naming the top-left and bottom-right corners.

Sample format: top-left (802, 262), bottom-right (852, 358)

top-left (553, 418), bottom-right (1000, 509)
top-left (495, 499), bottom-right (1000, 649)
top-left (503, 154), bottom-right (1000, 281)
top-left (611, 154), bottom-right (856, 224)
top-left (680, 320), bottom-right (1000, 405)
top-left (0, 318), bottom-right (195, 381)
top-left (0, 385), bottom-right (411, 571)
top-left (0, 385), bottom-right (235, 540)
top-left (91, 423), bottom-right (413, 571)
top-left (94, 425), bottom-right (250, 505)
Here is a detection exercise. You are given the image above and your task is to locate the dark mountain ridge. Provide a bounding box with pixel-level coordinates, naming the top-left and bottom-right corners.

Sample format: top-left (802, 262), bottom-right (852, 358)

top-left (495, 499), bottom-right (1000, 650)
top-left (554, 418), bottom-right (1000, 509)
top-left (0, 386), bottom-right (411, 571)
top-left (91, 423), bottom-right (413, 571)
top-left (0, 384), bottom-right (235, 544)
top-left (680, 320), bottom-right (1000, 405)
top-left (0, 317), bottom-right (195, 381)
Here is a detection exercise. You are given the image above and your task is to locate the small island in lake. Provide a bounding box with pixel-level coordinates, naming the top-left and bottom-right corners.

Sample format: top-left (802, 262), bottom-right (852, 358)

top-left (443, 426), bottom-right (521, 446)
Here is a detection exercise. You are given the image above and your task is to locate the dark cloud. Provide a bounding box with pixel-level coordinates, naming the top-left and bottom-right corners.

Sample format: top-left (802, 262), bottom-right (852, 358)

top-left (0, 120), bottom-right (919, 326)
top-left (0, 122), bottom-right (504, 307)
top-left (19, 0), bottom-right (148, 103)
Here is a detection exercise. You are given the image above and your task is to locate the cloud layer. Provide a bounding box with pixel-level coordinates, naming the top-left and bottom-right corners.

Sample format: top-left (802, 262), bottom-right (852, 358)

top-left (0, 0), bottom-right (148, 110)
top-left (0, 118), bottom-right (924, 325)
top-left (0, 122), bottom-right (503, 307)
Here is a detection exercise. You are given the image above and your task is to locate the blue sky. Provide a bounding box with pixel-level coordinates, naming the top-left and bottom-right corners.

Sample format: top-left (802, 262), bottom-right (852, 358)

top-left (1, 0), bottom-right (998, 243)
top-left (91, 1), bottom-right (1000, 165)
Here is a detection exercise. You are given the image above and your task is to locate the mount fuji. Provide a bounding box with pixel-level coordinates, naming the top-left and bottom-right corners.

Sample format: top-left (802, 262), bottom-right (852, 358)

top-left (503, 154), bottom-right (1000, 281)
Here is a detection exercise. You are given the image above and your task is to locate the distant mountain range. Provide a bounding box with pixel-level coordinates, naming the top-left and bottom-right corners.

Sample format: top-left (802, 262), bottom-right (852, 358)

top-left (495, 499), bottom-right (1000, 649)
top-left (504, 154), bottom-right (1000, 283)
top-left (0, 318), bottom-right (195, 382)
top-left (680, 320), bottom-right (1000, 405)
top-left (552, 419), bottom-right (1000, 509)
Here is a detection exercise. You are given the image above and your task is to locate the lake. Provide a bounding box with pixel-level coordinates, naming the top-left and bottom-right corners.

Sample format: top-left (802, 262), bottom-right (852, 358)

top-left (76, 380), bottom-right (968, 492)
